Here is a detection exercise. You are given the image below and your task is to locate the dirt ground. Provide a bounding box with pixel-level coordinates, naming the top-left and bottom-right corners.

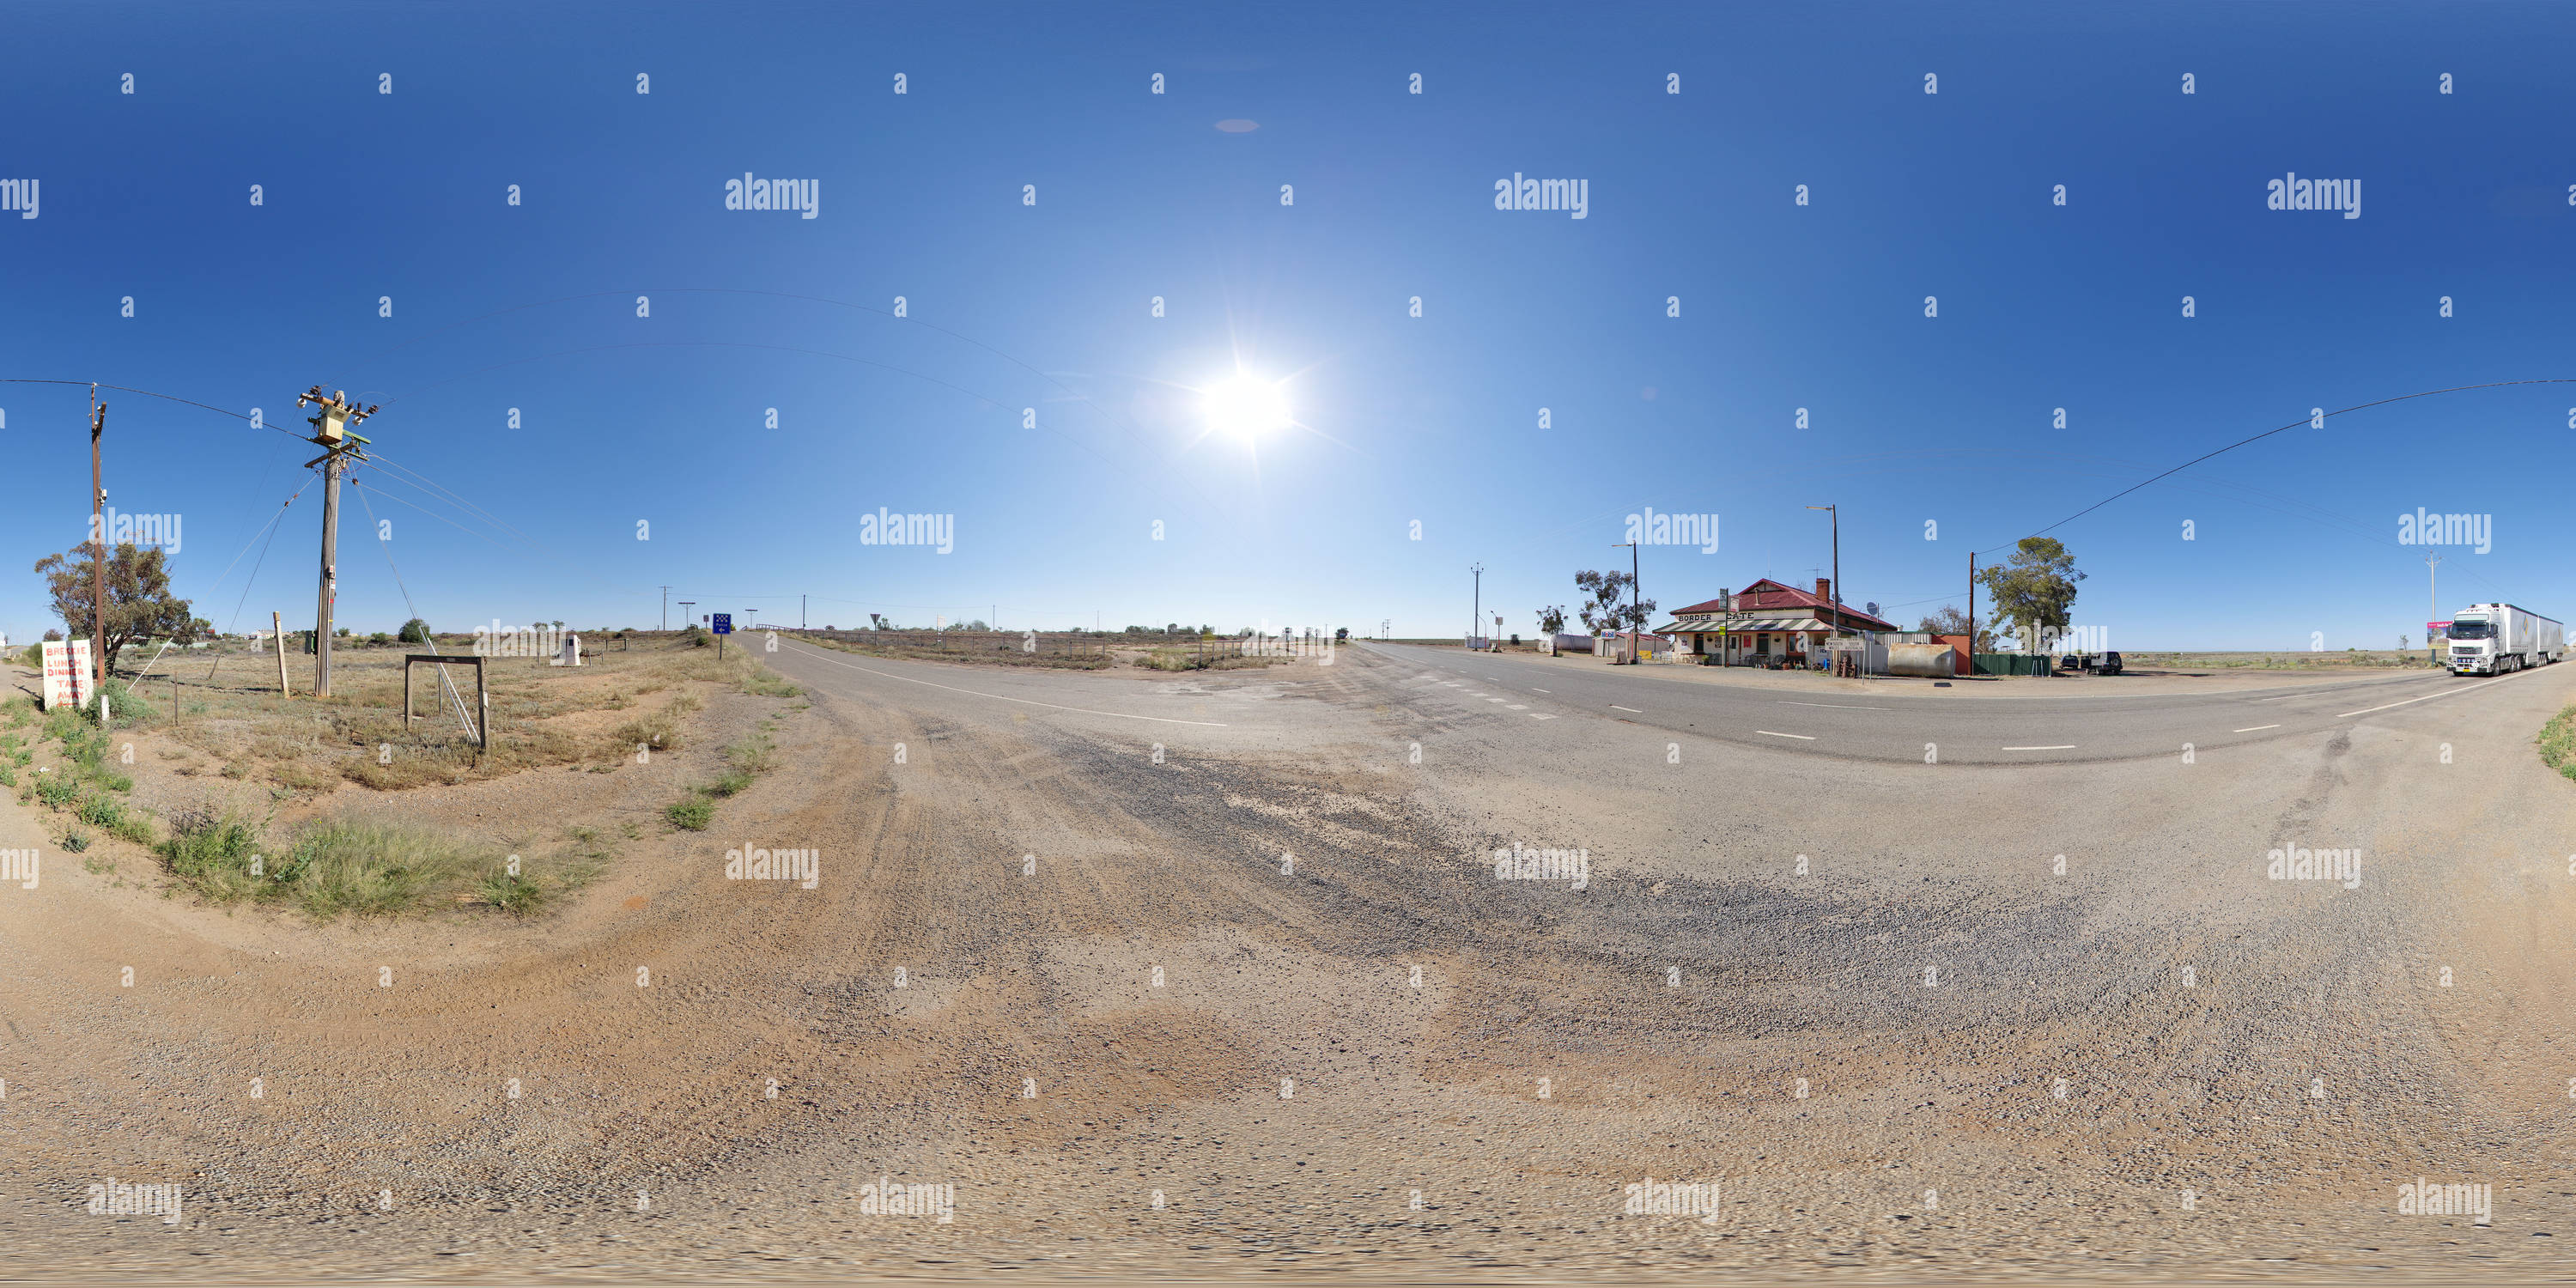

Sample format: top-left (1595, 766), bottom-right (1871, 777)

top-left (0, 637), bottom-right (2569, 1282)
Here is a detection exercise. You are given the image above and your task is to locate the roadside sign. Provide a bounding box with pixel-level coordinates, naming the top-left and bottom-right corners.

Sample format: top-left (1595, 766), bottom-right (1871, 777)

top-left (711, 614), bottom-right (732, 635)
top-left (40, 640), bottom-right (93, 710)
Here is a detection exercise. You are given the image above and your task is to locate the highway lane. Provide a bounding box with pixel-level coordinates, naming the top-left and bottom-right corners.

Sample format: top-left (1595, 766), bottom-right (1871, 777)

top-left (1360, 641), bottom-right (2562, 763)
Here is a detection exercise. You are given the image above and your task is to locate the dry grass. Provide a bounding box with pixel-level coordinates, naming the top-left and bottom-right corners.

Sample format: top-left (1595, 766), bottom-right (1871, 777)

top-left (124, 634), bottom-right (794, 799)
top-left (2134, 649), bottom-right (2446, 671)
top-left (801, 632), bottom-right (1113, 671)
top-left (1137, 648), bottom-right (1291, 672)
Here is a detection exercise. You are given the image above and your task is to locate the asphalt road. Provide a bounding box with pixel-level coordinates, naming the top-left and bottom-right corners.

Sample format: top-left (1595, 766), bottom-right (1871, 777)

top-left (1362, 641), bottom-right (2556, 763)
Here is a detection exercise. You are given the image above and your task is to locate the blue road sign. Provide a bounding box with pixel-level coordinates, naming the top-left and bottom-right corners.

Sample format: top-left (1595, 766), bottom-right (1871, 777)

top-left (711, 613), bottom-right (732, 635)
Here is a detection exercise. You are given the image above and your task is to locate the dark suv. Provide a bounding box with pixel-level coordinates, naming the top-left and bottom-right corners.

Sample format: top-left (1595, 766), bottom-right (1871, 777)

top-left (2058, 651), bottom-right (2124, 675)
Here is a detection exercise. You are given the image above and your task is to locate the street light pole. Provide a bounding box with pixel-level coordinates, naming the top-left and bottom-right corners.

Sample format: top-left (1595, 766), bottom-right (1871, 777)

top-left (1469, 563), bottom-right (1484, 650)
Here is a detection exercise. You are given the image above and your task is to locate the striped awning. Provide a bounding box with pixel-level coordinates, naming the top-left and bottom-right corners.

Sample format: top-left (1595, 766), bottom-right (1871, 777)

top-left (1667, 617), bottom-right (1828, 632)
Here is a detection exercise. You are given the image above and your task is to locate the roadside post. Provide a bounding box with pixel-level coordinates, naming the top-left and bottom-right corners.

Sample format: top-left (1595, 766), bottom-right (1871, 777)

top-left (713, 612), bottom-right (732, 660)
top-left (273, 611), bottom-right (291, 696)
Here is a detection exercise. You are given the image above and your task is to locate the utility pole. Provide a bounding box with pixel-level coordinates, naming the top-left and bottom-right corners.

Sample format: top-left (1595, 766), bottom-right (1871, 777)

top-left (295, 386), bottom-right (376, 697)
top-left (804, 594), bottom-right (808, 630)
top-left (1805, 504), bottom-right (1840, 629)
top-left (1469, 563), bottom-right (1485, 650)
top-left (660, 586), bottom-right (671, 633)
top-left (1967, 552), bottom-right (1977, 678)
top-left (2426, 554), bottom-right (2442, 667)
top-left (88, 388), bottom-right (107, 702)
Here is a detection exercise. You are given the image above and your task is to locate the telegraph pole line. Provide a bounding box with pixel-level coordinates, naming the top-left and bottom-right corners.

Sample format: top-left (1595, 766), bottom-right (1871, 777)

top-left (661, 586), bottom-right (671, 633)
top-left (295, 386), bottom-right (377, 698)
top-left (89, 387), bottom-right (107, 704)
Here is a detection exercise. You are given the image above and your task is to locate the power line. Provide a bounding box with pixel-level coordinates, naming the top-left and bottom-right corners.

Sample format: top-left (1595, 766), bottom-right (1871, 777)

top-left (1982, 379), bottom-right (2576, 555)
top-left (215, 481), bottom-right (311, 636)
top-left (0, 377), bottom-right (305, 440)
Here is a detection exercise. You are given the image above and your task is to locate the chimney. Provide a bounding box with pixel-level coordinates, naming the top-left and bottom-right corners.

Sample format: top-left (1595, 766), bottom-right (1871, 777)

top-left (1814, 577), bottom-right (1832, 603)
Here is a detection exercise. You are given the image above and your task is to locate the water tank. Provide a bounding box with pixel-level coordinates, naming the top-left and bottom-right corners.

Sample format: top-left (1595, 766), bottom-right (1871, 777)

top-left (1886, 642), bottom-right (1956, 677)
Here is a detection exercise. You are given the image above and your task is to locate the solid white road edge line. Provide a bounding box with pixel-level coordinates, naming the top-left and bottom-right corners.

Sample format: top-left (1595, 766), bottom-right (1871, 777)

top-left (2336, 672), bottom-right (2518, 718)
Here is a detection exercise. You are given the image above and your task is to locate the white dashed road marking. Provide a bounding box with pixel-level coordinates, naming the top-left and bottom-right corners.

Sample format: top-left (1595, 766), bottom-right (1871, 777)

top-left (2002, 745), bottom-right (2076, 751)
top-left (2233, 725), bottom-right (2281, 732)
top-left (1756, 730), bottom-right (1817, 740)
top-left (1611, 705), bottom-right (1642, 714)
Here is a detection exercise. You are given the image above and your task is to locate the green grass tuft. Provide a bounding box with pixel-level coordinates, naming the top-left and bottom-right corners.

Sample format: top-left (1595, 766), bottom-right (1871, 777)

top-left (158, 808), bottom-right (596, 920)
top-left (665, 791), bottom-right (714, 830)
top-left (2541, 704), bottom-right (2576, 783)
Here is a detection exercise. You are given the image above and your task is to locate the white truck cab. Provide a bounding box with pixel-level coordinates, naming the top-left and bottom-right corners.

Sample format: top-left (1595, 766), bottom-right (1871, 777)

top-left (2446, 603), bottom-right (2564, 676)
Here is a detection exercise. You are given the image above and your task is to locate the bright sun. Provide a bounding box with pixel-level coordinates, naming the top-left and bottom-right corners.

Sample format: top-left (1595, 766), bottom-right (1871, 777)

top-left (1201, 373), bottom-right (1291, 439)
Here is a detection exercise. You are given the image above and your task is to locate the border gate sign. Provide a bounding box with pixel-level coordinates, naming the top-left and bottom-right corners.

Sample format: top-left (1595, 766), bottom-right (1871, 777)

top-left (40, 639), bottom-right (93, 711)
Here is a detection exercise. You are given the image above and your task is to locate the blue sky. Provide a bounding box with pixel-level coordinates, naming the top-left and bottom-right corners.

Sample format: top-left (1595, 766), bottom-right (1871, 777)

top-left (3, 1), bottom-right (2571, 651)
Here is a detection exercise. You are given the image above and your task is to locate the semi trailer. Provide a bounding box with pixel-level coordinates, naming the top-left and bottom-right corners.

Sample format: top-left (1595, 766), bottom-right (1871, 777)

top-left (2445, 603), bottom-right (2562, 676)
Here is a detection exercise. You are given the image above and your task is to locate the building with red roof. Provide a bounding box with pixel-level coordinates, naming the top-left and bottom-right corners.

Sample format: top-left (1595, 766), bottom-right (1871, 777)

top-left (1650, 578), bottom-right (1899, 665)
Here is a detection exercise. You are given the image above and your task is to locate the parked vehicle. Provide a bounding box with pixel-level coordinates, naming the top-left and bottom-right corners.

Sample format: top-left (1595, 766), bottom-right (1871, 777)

top-left (2054, 650), bottom-right (2122, 675)
top-left (2445, 603), bottom-right (2562, 675)
top-left (2056, 651), bottom-right (2123, 675)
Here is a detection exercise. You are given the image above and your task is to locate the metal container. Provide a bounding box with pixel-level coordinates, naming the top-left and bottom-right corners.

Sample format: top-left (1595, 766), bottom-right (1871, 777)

top-left (1886, 642), bottom-right (1956, 677)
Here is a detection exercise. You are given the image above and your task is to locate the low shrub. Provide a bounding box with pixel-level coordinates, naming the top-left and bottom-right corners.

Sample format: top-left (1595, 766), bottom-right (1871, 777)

top-left (2542, 704), bottom-right (2576, 783)
top-left (665, 791), bottom-right (714, 830)
top-left (159, 806), bottom-right (554, 919)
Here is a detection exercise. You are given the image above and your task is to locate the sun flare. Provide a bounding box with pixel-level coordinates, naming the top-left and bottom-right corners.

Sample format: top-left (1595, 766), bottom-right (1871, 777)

top-left (1201, 373), bottom-right (1291, 439)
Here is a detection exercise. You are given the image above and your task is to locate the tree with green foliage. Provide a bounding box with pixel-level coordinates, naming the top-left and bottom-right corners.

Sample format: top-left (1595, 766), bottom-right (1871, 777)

top-left (1976, 537), bottom-right (2086, 650)
top-left (1536, 605), bottom-right (1567, 635)
top-left (33, 542), bottom-right (199, 677)
top-left (1915, 604), bottom-right (1996, 652)
top-left (1573, 570), bottom-right (1656, 634)
top-left (398, 617), bottom-right (432, 643)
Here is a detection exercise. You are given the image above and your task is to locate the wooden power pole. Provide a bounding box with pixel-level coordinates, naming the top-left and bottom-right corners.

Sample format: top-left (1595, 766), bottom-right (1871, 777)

top-left (1966, 552), bottom-right (1977, 678)
top-left (295, 386), bottom-right (376, 697)
top-left (89, 389), bottom-right (107, 703)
